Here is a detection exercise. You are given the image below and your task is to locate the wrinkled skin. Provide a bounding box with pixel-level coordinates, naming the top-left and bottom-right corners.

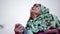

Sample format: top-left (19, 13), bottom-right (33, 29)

top-left (14, 24), bottom-right (24, 34)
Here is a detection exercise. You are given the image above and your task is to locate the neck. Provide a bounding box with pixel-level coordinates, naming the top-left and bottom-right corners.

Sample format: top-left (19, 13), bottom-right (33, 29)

top-left (30, 14), bottom-right (38, 20)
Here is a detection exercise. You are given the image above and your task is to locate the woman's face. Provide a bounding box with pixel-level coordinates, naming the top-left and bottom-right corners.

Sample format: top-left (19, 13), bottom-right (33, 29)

top-left (30, 4), bottom-right (41, 19)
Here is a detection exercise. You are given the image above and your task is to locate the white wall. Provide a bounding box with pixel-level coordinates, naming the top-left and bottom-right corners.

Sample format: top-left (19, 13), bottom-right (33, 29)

top-left (0, 0), bottom-right (60, 34)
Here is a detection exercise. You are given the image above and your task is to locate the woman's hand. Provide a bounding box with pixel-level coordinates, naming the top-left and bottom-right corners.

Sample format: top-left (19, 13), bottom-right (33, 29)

top-left (45, 29), bottom-right (58, 34)
top-left (14, 24), bottom-right (24, 34)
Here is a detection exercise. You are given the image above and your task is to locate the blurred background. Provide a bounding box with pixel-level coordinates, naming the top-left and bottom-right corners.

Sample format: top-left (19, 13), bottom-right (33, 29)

top-left (0, 0), bottom-right (60, 34)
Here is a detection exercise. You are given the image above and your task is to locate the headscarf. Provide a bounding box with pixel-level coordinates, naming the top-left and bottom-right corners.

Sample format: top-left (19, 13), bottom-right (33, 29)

top-left (26, 4), bottom-right (60, 34)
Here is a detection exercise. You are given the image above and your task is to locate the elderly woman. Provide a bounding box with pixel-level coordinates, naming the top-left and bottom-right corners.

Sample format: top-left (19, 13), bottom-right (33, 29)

top-left (14, 4), bottom-right (60, 34)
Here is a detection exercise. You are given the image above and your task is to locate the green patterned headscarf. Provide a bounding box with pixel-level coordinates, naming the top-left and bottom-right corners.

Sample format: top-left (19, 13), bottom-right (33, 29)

top-left (26, 4), bottom-right (60, 34)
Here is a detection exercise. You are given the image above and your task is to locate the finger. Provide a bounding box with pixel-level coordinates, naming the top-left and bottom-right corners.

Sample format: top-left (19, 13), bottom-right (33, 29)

top-left (15, 25), bottom-right (24, 31)
top-left (15, 24), bottom-right (22, 28)
top-left (17, 25), bottom-right (24, 29)
top-left (18, 30), bottom-right (24, 33)
top-left (15, 28), bottom-right (24, 33)
top-left (19, 27), bottom-right (24, 31)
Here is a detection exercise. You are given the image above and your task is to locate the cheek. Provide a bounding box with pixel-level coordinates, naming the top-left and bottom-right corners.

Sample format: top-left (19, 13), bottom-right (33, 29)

top-left (35, 9), bottom-right (40, 13)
